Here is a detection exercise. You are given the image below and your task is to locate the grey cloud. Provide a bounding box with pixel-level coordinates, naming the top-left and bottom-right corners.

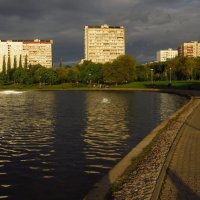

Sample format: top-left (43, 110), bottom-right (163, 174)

top-left (0, 0), bottom-right (200, 64)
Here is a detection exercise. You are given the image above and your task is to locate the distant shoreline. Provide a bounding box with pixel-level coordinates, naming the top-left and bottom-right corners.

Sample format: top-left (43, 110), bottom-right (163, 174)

top-left (0, 80), bottom-right (200, 91)
top-left (0, 86), bottom-right (200, 98)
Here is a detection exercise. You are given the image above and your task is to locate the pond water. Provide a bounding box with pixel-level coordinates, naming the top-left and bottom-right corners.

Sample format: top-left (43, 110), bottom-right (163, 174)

top-left (0, 91), bottom-right (187, 200)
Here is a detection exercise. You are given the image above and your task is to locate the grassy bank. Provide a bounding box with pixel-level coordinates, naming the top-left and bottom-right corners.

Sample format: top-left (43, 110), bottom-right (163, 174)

top-left (0, 80), bottom-right (200, 90)
top-left (0, 83), bottom-right (88, 90)
top-left (114, 80), bottom-right (200, 90)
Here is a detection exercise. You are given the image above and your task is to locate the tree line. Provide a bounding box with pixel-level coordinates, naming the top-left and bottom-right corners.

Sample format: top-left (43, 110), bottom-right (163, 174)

top-left (145, 56), bottom-right (200, 81)
top-left (0, 55), bottom-right (136, 85)
top-left (0, 55), bottom-right (200, 86)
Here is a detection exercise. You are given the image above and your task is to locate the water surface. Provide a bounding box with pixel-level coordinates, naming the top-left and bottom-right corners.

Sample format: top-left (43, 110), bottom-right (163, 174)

top-left (0, 91), bottom-right (187, 199)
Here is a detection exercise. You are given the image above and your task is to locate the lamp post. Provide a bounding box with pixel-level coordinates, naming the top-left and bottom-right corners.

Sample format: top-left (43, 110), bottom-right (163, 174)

top-left (150, 69), bottom-right (154, 84)
top-left (169, 67), bottom-right (172, 84)
top-left (88, 73), bottom-right (91, 86)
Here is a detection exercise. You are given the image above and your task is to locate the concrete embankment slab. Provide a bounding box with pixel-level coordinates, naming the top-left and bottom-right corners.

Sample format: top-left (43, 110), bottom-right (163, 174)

top-left (159, 99), bottom-right (200, 200)
top-left (84, 91), bottom-right (199, 200)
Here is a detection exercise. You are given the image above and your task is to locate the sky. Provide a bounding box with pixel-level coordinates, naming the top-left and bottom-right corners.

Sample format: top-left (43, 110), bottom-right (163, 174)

top-left (0, 0), bottom-right (200, 65)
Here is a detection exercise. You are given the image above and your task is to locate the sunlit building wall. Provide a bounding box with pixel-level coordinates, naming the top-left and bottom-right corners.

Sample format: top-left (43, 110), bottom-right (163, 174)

top-left (0, 40), bottom-right (23, 72)
top-left (0, 39), bottom-right (53, 72)
top-left (178, 41), bottom-right (200, 57)
top-left (84, 24), bottom-right (125, 63)
top-left (156, 48), bottom-right (178, 62)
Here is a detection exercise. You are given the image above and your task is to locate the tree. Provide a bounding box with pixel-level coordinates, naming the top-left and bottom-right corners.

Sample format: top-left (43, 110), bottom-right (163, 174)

top-left (66, 68), bottom-right (79, 83)
top-left (6, 55), bottom-right (12, 82)
top-left (24, 55), bottom-right (28, 69)
top-left (103, 55), bottom-right (136, 84)
top-left (173, 57), bottom-right (191, 80)
top-left (29, 64), bottom-right (43, 83)
top-left (13, 55), bottom-right (17, 69)
top-left (78, 61), bottom-right (103, 84)
top-left (193, 57), bottom-right (200, 79)
top-left (56, 67), bottom-right (68, 83)
top-left (2, 55), bottom-right (6, 74)
top-left (46, 69), bottom-right (57, 85)
top-left (7, 55), bottom-right (11, 72)
top-left (0, 72), bottom-right (8, 85)
top-left (13, 68), bottom-right (32, 84)
top-left (135, 65), bottom-right (150, 81)
top-left (35, 67), bottom-right (57, 85)
top-left (19, 55), bottom-right (22, 68)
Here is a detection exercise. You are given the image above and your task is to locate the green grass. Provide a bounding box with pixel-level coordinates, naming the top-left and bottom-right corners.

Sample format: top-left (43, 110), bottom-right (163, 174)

top-left (0, 83), bottom-right (89, 90)
top-left (0, 81), bottom-right (200, 90)
top-left (114, 80), bottom-right (200, 90)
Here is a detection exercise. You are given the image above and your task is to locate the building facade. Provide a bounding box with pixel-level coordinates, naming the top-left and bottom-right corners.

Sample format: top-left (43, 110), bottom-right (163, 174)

top-left (178, 41), bottom-right (200, 57)
top-left (0, 39), bottom-right (53, 72)
top-left (156, 48), bottom-right (178, 62)
top-left (84, 24), bottom-right (125, 63)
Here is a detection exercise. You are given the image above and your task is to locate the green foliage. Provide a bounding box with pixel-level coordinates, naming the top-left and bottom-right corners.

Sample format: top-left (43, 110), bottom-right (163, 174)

top-left (7, 55), bottom-right (11, 72)
top-left (1, 53), bottom-right (200, 87)
top-left (135, 65), bottom-right (150, 81)
top-left (146, 56), bottom-right (200, 81)
top-left (13, 68), bottom-right (33, 84)
top-left (0, 72), bottom-right (8, 84)
top-left (104, 55), bottom-right (136, 84)
top-left (19, 55), bottom-right (22, 68)
top-left (35, 67), bottom-right (57, 85)
top-left (13, 56), bottom-right (17, 69)
top-left (79, 61), bottom-right (103, 83)
top-left (56, 67), bottom-right (68, 83)
top-left (24, 55), bottom-right (28, 69)
top-left (6, 56), bottom-right (12, 81)
top-left (66, 67), bottom-right (79, 83)
top-left (2, 55), bottom-right (6, 74)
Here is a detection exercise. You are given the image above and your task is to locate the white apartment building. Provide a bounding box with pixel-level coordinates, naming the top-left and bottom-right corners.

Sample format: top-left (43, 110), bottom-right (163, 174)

top-left (178, 41), bottom-right (200, 57)
top-left (84, 24), bottom-right (125, 63)
top-left (156, 48), bottom-right (178, 62)
top-left (0, 39), bottom-right (53, 72)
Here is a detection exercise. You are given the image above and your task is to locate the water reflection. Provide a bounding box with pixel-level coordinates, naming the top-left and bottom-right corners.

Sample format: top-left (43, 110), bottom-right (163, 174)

top-left (0, 90), bottom-right (187, 200)
top-left (0, 91), bottom-right (56, 199)
top-left (159, 93), bottom-right (184, 120)
top-left (83, 92), bottom-right (130, 174)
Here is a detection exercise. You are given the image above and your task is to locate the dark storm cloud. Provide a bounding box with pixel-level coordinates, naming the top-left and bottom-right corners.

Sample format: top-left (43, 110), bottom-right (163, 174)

top-left (0, 0), bottom-right (200, 64)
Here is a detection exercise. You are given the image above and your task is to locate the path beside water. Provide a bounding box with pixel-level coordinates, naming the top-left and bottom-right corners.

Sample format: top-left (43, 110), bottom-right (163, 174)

top-left (159, 98), bottom-right (200, 200)
top-left (84, 91), bottom-right (200, 200)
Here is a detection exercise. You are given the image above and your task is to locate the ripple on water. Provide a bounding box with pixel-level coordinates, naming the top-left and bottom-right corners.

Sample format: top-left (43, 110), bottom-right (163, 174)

top-left (0, 91), bottom-right (187, 200)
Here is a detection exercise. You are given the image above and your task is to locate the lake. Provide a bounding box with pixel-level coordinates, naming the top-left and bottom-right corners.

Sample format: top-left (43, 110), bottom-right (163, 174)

top-left (0, 90), bottom-right (187, 200)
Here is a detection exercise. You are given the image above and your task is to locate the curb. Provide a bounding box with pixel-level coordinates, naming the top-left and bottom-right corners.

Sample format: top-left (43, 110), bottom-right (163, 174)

top-left (84, 93), bottom-right (196, 200)
top-left (151, 98), bottom-right (200, 200)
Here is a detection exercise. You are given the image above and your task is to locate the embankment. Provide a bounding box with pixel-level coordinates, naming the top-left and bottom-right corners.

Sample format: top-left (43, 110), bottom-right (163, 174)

top-left (84, 89), bottom-right (200, 200)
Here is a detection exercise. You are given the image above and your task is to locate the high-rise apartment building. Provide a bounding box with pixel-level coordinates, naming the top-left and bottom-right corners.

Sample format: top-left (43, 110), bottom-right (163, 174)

top-left (84, 24), bottom-right (125, 63)
top-left (156, 48), bottom-right (178, 62)
top-left (178, 41), bottom-right (200, 57)
top-left (0, 39), bottom-right (53, 72)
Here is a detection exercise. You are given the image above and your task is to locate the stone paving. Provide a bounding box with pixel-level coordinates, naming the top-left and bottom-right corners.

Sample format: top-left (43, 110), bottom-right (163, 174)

top-left (159, 99), bottom-right (200, 200)
top-left (111, 99), bottom-right (200, 200)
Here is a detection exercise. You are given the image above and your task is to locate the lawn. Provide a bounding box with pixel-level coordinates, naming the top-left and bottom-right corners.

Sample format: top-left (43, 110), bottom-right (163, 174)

top-left (0, 81), bottom-right (200, 90)
top-left (114, 80), bottom-right (200, 90)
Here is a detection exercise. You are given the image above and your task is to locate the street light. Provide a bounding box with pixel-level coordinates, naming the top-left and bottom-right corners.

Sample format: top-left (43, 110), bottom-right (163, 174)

top-left (150, 69), bottom-right (154, 84)
top-left (88, 73), bottom-right (91, 86)
top-left (169, 67), bottom-right (172, 84)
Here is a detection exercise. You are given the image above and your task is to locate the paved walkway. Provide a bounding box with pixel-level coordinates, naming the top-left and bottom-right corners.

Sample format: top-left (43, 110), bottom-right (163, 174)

top-left (160, 99), bottom-right (200, 200)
